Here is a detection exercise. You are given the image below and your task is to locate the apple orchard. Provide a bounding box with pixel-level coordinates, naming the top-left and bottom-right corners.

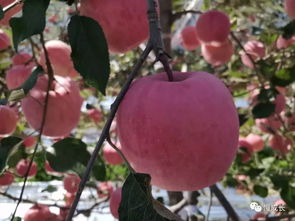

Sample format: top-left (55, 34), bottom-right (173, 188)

top-left (0, 0), bottom-right (294, 220)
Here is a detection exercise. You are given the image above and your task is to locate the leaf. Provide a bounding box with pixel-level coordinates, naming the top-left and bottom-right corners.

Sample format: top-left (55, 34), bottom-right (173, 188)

top-left (0, 6), bottom-right (4, 20)
top-left (41, 185), bottom-right (57, 193)
top-left (253, 185), bottom-right (268, 198)
top-left (92, 156), bottom-right (106, 181)
top-left (68, 15), bottom-right (110, 94)
top-left (238, 114), bottom-right (248, 127)
top-left (46, 138), bottom-right (91, 173)
top-left (7, 145), bottom-right (26, 168)
top-left (12, 217), bottom-right (22, 221)
top-left (0, 137), bottom-right (22, 173)
top-left (281, 186), bottom-right (295, 209)
top-left (281, 20), bottom-right (295, 39)
top-left (10, 0), bottom-right (50, 51)
top-left (119, 173), bottom-right (182, 221)
top-left (246, 168), bottom-right (264, 179)
top-left (271, 68), bottom-right (295, 87)
top-left (252, 102), bottom-right (275, 119)
top-left (8, 66), bottom-right (43, 102)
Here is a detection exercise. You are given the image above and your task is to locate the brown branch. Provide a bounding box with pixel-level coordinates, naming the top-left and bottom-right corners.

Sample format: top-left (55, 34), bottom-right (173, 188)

top-left (210, 184), bottom-right (240, 221)
top-left (10, 33), bottom-right (54, 221)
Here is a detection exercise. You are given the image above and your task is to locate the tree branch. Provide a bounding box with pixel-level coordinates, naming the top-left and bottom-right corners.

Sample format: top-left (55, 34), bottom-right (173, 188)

top-left (210, 184), bottom-right (240, 221)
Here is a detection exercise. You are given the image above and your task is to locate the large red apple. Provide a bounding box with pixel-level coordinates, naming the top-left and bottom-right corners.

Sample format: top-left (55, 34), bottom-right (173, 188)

top-left (39, 40), bottom-right (78, 78)
top-left (16, 159), bottom-right (37, 177)
top-left (24, 204), bottom-right (54, 221)
top-left (201, 40), bottom-right (233, 66)
top-left (0, 105), bottom-right (18, 137)
top-left (21, 75), bottom-right (83, 137)
top-left (63, 174), bottom-right (81, 194)
top-left (103, 142), bottom-right (124, 165)
top-left (0, 171), bottom-right (14, 186)
top-left (0, 0), bottom-right (22, 26)
top-left (195, 10), bottom-right (230, 46)
top-left (80, 0), bottom-right (150, 53)
top-left (180, 26), bottom-right (200, 51)
top-left (5, 64), bottom-right (35, 90)
top-left (117, 71), bottom-right (239, 191)
top-left (285, 0), bottom-right (295, 18)
top-left (109, 187), bottom-right (122, 218)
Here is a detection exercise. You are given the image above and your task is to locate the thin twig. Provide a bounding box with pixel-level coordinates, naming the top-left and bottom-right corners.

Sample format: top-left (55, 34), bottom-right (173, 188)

top-left (210, 184), bottom-right (240, 221)
top-left (106, 136), bottom-right (135, 173)
top-left (10, 33), bottom-right (54, 221)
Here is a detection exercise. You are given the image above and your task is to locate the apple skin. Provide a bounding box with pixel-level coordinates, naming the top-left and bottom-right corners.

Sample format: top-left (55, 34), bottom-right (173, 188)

top-left (97, 181), bottom-right (114, 198)
top-left (103, 142), bottom-right (124, 165)
top-left (16, 159), bottom-right (37, 177)
top-left (0, 29), bottom-right (10, 50)
top-left (0, 0), bottom-right (22, 26)
top-left (0, 172), bottom-right (14, 186)
top-left (109, 187), bottom-right (122, 219)
top-left (117, 72), bottom-right (239, 191)
top-left (23, 136), bottom-right (37, 148)
top-left (268, 135), bottom-right (292, 154)
top-left (5, 64), bottom-right (35, 90)
top-left (80, 0), bottom-right (150, 53)
top-left (21, 75), bottom-right (83, 137)
top-left (285, 0), bottom-right (295, 18)
top-left (12, 53), bottom-right (32, 65)
top-left (0, 105), bottom-right (18, 137)
top-left (201, 40), bottom-right (233, 66)
top-left (195, 10), bottom-right (230, 46)
top-left (276, 36), bottom-right (295, 49)
top-left (24, 204), bottom-right (54, 221)
top-left (39, 40), bottom-right (78, 78)
top-left (238, 138), bottom-right (253, 163)
top-left (180, 26), bottom-right (200, 51)
top-left (63, 174), bottom-right (81, 194)
top-left (241, 40), bottom-right (265, 69)
top-left (246, 133), bottom-right (264, 151)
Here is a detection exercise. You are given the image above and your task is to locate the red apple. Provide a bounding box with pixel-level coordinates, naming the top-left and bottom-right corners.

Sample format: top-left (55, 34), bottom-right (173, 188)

top-left (0, 105), bottom-right (18, 137)
top-left (103, 142), bottom-right (124, 165)
top-left (16, 159), bottom-right (37, 177)
top-left (0, 29), bottom-right (10, 50)
top-left (44, 161), bottom-right (62, 176)
top-left (109, 187), bottom-right (122, 218)
top-left (285, 0), bottom-right (295, 18)
top-left (65, 192), bottom-right (75, 206)
top-left (117, 71), bottom-right (239, 191)
top-left (87, 108), bottom-right (102, 123)
top-left (23, 136), bottom-right (37, 148)
top-left (201, 40), bottom-right (233, 66)
top-left (0, 171), bottom-right (14, 186)
top-left (63, 174), bottom-right (81, 194)
top-left (5, 64), bottom-right (34, 89)
top-left (24, 204), bottom-right (54, 221)
top-left (39, 40), bottom-right (78, 78)
top-left (21, 75), bottom-right (83, 137)
top-left (252, 212), bottom-right (266, 220)
top-left (276, 36), bottom-right (295, 49)
top-left (246, 133), bottom-right (264, 151)
top-left (255, 115), bottom-right (282, 133)
top-left (12, 53), bottom-right (32, 65)
top-left (180, 26), bottom-right (200, 51)
top-left (97, 181), bottom-right (113, 198)
top-left (241, 40), bottom-right (265, 69)
top-left (0, 0), bottom-right (22, 26)
top-left (268, 135), bottom-right (292, 154)
top-left (195, 10), bottom-right (230, 46)
top-left (238, 138), bottom-right (253, 163)
top-left (80, 0), bottom-right (151, 53)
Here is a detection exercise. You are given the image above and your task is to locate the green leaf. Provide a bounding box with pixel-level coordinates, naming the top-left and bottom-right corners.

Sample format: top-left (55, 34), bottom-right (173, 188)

top-left (68, 15), bottom-right (110, 94)
top-left (281, 20), bottom-right (295, 39)
top-left (41, 185), bottom-right (57, 193)
top-left (253, 185), bottom-right (268, 197)
top-left (10, 0), bottom-right (50, 51)
top-left (0, 6), bottom-right (4, 20)
top-left (281, 186), bottom-right (295, 209)
top-left (7, 145), bottom-right (26, 168)
top-left (271, 69), bottom-right (295, 87)
top-left (119, 173), bottom-right (180, 221)
top-left (46, 138), bottom-right (90, 173)
top-left (238, 114), bottom-right (248, 127)
top-left (0, 137), bottom-right (22, 173)
top-left (252, 102), bottom-right (275, 119)
top-left (246, 168), bottom-right (264, 179)
top-left (12, 217), bottom-right (22, 221)
top-left (8, 66), bottom-right (43, 102)
top-left (271, 175), bottom-right (290, 190)
top-left (92, 156), bottom-right (106, 181)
